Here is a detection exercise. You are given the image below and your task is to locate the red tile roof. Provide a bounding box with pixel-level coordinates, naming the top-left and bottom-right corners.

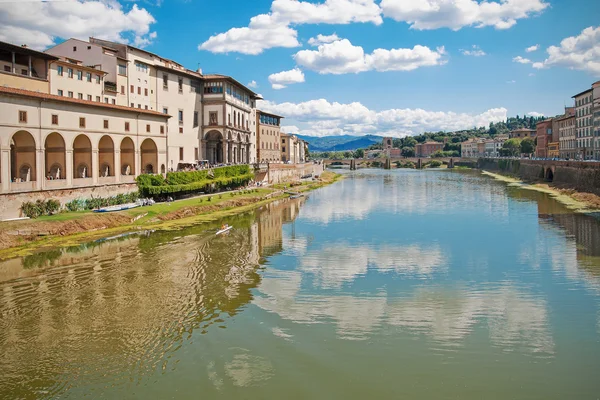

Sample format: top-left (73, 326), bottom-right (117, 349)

top-left (0, 86), bottom-right (171, 118)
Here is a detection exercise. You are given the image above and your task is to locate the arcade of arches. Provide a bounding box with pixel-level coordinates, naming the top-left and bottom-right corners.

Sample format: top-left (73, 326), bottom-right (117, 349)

top-left (203, 130), bottom-right (251, 165)
top-left (1, 131), bottom-right (164, 193)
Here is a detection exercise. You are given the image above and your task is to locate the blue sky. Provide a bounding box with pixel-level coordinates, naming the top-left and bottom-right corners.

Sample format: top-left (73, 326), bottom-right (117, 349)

top-left (1, 0), bottom-right (599, 137)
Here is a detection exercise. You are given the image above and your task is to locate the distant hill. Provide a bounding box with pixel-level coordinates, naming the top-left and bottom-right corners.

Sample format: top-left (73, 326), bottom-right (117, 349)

top-left (297, 134), bottom-right (383, 152)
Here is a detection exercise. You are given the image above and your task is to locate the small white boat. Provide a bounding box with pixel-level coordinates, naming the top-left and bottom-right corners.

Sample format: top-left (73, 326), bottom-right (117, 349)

top-left (93, 202), bottom-right (140, 213)
top-left (216, 225), bottom-right (233, 235)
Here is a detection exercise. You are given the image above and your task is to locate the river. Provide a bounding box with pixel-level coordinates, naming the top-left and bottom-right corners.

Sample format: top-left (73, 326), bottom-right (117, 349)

top-left (1, 169), bottom-right (600, 399)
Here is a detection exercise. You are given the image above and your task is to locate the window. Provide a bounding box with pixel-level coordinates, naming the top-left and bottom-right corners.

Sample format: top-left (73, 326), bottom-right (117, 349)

top-left (18, 110), bottom-right (27, 123)
top-left (204, 81), bottom-right (223, 94)
top-left (138, 87), bottom-right (141, 95)
top-left (163, 74), bottom-right (168, 89)
top-left (228, 114), bottom-right (231, 125)
top-left (87, 95), bottom-right (92, 101)
top-left (194, 148), bottom-right (199, 160)
top-left (51, 114), bottom-right (58, 125)
top-left (104, 119), bottom-right (109, 129)
top-left (145, 105), bottom-right (148, 110)
top-left (125, 122), bottom-right (130, 132)
top-left (144, 88), bottom-right (148, 96)
top-left (146, 124), bottom-right (151, 133)
top-left (68, 91), bottom-right (73, 98)
top-left (105, 97), bottom-right (109, 103)
top-left (178, 77), bottom-right (183, 92)
top-left (121, 85), bottom-right (125, 95)
top-left (130, 85), bottom-right (134, 93)
top-left (193, 111), bottom-right (198, 127)
top-left (138, 104), bottom-right (141, 109)
top-left (86, 72), bottom-right (91, 82)
top-left (163, 107), bottom-right (168, 114)
top-left (96, 75), bottom-right (101, 84)
top-left (112, 99), bottom-right (116, 105)
top-left (68, 68), bottom-right (73, 78)
top-left (78, 93), bottom-right (83, 100)
top-left (131, 103), bottom-right (134, 108)
top-left (57, 89), bottom-right (63, 96)
top-left (87, 46), bottom-right (91, 50)
top-left (178, 110), bottom-right (183, 123)
top-left (96, 96), bottom-right (101, 102)
top-left (160, 125), bottom-right (165, 134)
top-left (179, 147), bottom-right (184, 160)
top-left (209, 111), bottom-right (218, 125)
top-left (77, 70), bottom-right (82, 80)
top-left (73, 46), bottom-right (77, 52)
top-left (179, 127), bottom-right (183, 134)
top-left (57, 65), bottom-right (63, 76)
top-left (118, 64), bottom-right (127, 75)
top-left (79, 117), bottom-right (86, 128)
top-left (135, 62), bottom-right (149, 74)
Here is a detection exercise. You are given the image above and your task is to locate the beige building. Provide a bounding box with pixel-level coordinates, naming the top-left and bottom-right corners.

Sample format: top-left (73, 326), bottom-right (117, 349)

top-left (48, 57), bottom-right (107, 102)
top-left (557, 114), bottom-right (576, 159)
top-left (573, 88), bottom-right (593, 160)
top-left (257, 111), bottom-right (283, 163)
top-left (0, 86), bottom-right (169, 194)
top-left (281, 132), bottom-right (301, 163)
top-left (0, 41), bottom-right (55, 93)
top-left (509, 128), bottom-right (536, 139)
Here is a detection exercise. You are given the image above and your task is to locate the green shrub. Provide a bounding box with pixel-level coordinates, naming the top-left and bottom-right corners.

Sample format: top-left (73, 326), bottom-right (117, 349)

top-left (22, 199), bottom-right (62, 218)
top-left (428, 160), bottom-right (443, 168)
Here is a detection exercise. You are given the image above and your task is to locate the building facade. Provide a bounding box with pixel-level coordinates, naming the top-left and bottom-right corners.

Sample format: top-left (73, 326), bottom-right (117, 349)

top-left (573, 88), bottom-right (593, 160)
top-left (593, 81), bottom-right (600, 160)
top-left (509, 128), bottom-right (536, 139)
top-left (415, 141), bottom-right (444, 157)
top-left (536, 119), bottom-right (553, 158)
top-left (0, 86), bottom-right (168, 194)
top-left (558, 115), bottom-right (576, 159)
top-left (257, 111), bottom-right (283, 163)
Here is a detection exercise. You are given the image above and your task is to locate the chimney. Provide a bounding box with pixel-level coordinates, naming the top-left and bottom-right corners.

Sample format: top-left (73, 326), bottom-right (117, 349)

top-left (21, 44), bottom-right (28, 48)
top-left (197, 67), bottom-right (203, 75)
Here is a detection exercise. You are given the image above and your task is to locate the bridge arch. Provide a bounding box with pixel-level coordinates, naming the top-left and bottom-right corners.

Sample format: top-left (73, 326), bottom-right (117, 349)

top-left (545, 167), bottom-right (554, 182)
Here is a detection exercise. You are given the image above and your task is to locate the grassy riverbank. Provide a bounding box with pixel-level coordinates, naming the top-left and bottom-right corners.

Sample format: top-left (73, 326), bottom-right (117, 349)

top-left (482, 170), bottom-right (600, 213)
top-left (0, 171), bottom-right (341, 260)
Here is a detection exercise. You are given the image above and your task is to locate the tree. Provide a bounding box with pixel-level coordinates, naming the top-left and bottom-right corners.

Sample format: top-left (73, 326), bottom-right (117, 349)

top-left (520, 138), bottom-right (535, 154)
top-left (354, 148), bottom-right (365, 159)
top-left (431, 150), bottom-right (445, 158)
top-left (343, 151), bottom-right (353, 159)
top-left (403, 137), bottom-right (417, 147)
top-left (500, 139), bottom-right (521, 157)
top-left (401, 147), bottom-right (415, 157)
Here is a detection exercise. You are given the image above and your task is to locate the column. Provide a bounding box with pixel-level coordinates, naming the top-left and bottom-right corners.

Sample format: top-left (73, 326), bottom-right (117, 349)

top-left (28, 56), bottom-right (32, 77)
top-left (92, 148), bottom-right (99, 184)
top-left (66, 149), bottom-right (73, 187)
top-left (114, 150), bottom-right (121, 183)
top-left (221, 140), bottom-right (227, 164)
top-left (36, 148), bottom-right (43, 190)
top-left (134, 150), bottom-right (141, 176)
top-left (11, 52), bottom-right (15, 74)
top-left (1, 148), bottom-right (10, 192)
top-left (201, 139), bottom-right (207, 161)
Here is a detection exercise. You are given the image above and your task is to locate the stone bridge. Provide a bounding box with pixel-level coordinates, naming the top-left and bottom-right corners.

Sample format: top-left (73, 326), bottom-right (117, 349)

top-left (323, 157), bottom-right (476, 169)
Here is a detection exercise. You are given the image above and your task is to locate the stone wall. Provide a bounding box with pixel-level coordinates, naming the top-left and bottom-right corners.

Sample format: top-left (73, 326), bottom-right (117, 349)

top-left (265, 163), bottom-right (325, 184)
top-left (478, 158), bottom-right (600, 195)
top-left (0, 183), bottom-right (137, 220)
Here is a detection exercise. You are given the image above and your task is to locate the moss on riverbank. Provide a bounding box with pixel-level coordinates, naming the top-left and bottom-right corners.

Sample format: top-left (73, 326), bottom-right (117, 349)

top-left (0, 171), bottom-right (341, 260)
top-left (482, 170), bottom-right (600, 213)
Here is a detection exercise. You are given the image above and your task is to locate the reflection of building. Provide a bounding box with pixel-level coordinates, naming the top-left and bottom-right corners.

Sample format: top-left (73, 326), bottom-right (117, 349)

top-left (257, 198), bottom-right (306, 257)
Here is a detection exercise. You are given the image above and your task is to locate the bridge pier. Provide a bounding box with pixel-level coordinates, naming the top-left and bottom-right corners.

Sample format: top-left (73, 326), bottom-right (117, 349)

top-left (350, 159), bottom-right (356, 170)
top-left (448, 158), bottom-right (454, 169)
top-left (384, 158), bottom-right (391, 170)
top-left (417, 159), bottom-right (422, 169)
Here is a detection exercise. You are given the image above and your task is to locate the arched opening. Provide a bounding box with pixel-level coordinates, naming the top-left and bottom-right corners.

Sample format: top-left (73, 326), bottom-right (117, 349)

top-left (73, 134), bottom-right (92, 178)
top-left (160, 164), bottom-right (166, 174)
top-left (10, 131), bottom-right (36, 182)
top-left (205, 130), bottom-right (223, 165)
top-left (545, 168), bottom-right (554, 182)
top-left (45, 132), bottom-right (65, 180)
top-left (141, 138), bottom-right (158, 174)
top-left (98, 135), bottom-right (115, 177)
top-left (120, 137), bottom-right (135, 176)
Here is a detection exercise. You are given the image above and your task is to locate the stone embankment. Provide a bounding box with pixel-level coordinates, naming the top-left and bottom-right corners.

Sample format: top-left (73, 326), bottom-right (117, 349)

top-left (478, 158), bottom-right (600, 196)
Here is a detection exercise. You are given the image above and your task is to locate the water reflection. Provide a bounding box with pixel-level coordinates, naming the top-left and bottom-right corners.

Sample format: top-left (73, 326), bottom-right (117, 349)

top-left (0, 170), bottom-right (599, 398)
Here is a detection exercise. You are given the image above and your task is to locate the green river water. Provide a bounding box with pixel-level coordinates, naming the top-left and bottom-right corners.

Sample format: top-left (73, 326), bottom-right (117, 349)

top-left (1, 169), bottom-right (600, 399)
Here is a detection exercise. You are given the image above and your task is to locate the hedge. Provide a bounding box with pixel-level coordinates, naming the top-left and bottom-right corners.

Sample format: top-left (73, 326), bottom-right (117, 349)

top-left (143, 174), bottom-right (254, 196)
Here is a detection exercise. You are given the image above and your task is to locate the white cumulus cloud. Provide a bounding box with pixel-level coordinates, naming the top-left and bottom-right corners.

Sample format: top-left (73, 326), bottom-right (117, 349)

top-left (0, 0), bottom-right (157, 50)
top-left (268, 67), bottom-right (305, 89)
top-left (525, 44), bottom-right (539, 52)
top-left (513, 56), bottom-right (532, 64)
top-left (308, 33), bottom-right (340, 46)
top-left (258, 98), bottom-right (507, 137)
top-left (380, 0), bottom-right (548, 31)
top-left (527, 111), bottom-right (544, 117)
top-left (294, 39), bottom-right (446, 74)
top-left (535, 26), bottom-right (600, 75)
top-left (461, 45), bottom-right (486, 56)
top-left (199, 0), bottom-right (381, 55)
top-left (247, 80), bottom-right (258, 88)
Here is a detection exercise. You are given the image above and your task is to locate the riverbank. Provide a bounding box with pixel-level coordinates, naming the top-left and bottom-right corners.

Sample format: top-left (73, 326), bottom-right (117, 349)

top-left (0, 171), bottom-right (341, 260)
top-left (482, 170), bottom-right (600, 213)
